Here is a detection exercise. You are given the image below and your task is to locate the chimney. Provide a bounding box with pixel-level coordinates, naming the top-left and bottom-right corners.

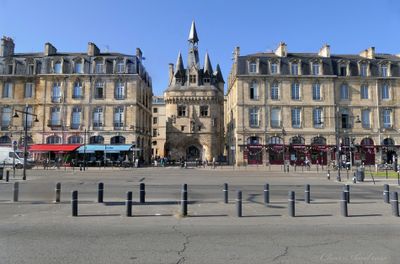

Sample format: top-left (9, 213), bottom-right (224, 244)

top-left (136, 48), bottom-right (143, 62)
top-left (44, 42), bottom-right (57, 56)
top-left (168, 63), bottom-right (174, 84)
top-left (274, 42), bottom-right (287, 57)
top-left (233, 46), bottom-right (240, 62)
top-left (0, 36), bottom-right (15, 57)
top-left (87, 42), bottom-right (100, 56)
top-left (360, 47), bottom-right (375, 59)
top-left (318, 44), bottom-right (330, 58)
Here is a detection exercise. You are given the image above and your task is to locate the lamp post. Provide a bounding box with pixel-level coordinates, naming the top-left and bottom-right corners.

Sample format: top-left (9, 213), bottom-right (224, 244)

top-left (83, 128), bottom-right (87, 171)
top-left (282, 128), bottom-right (287, 172)
top-left (13, 105), bottom-right (39, 180)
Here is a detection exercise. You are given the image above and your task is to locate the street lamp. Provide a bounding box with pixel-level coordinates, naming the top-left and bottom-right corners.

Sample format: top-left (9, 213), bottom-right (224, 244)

top-left (282, 128), bottom-right (287, 172)
top-left (13, 106), bottom-right (39, 180)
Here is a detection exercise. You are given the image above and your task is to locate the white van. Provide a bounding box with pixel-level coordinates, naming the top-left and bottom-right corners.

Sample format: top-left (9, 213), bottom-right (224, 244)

top-left (0, 147), bottom-right (24, 168)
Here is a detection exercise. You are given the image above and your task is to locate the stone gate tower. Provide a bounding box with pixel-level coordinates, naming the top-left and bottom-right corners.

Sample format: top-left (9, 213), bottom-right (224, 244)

top-left (164, 21), bottom-right (224, 161)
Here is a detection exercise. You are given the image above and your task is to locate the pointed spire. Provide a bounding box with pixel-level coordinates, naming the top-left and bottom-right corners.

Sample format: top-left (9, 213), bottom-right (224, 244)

top-left (214, 64), bottom-right (224, 83)
top-left (188, 21), bottom-right (199, 44)
top-left (174, 51), bottom-right (185, 76)
top-left (203, 52), bottom-right (213, 75)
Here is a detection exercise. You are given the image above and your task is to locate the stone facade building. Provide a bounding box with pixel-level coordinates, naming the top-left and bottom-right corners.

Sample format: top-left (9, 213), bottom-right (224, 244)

top-left (226, 42), bottom-right (400, 166)
top-left (0, 37), bottom-right (152, 163)
top-left (151, 96), bottom-right (166, 158)
top-left (164, 22), bottom-right (224, 162)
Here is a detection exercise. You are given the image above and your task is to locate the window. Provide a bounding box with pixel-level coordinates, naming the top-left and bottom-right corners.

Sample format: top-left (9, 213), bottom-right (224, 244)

top-left (189, 75), bottom-right (196, 83)
top-left (249, 61), bottom-right (257, 73)
top-left (291, 82), bottom-right (300, 100)
top-left (53, 62), bottom-right (62, 74)
top-left (360, 64), bottom-right (368, 77)
top-left (93, 107), bottom-right (103, 128)
top-left (312, 83), bottom-right (321, 100)
top-left (381, 83), bottom-right (390, 100)
top-left (271, 62), bottom-right (278, 74)
top-left (291, 63), bottom-right (299, 75)
top-left (153, 117), bottom-right (158, 124)
top-left (7, 64), bottom-right (13, 74)
top-left (313, 108), bottom-right (323, 128)
top-left (249, 80), bottom-right (259, 100)
top-left (271, 82), bottom-right (279, 100)
top-left (95, 81), bottom-right (104, 99)
top-left (72, 81), bottom-right (82, 99)
top-left (177, 105), bottom-right (186, 117)
top-left (116, 61), bottom-right (125, 73)
top-left (291, 108), bottom-right (301, 128)
top-left (74, 62), bottom-right (82, 73)
top-left (68, 136), bottom-right (82, 144)
top-left (360, 84), bottom-right (369, 99)
top-left (200, 105), bottom-right (209, 117)
top-left (249, 108), bottom-right (259, 127)
top-left (52, 82), bottom-right (61, 102)
top-left (312, 63), bottom-right (320, 75)
top-left (90, 135), bottom-right (104, 144)
top-left (382, 109), bottom-right (392, 128)
top-left (50, 107), bottom-right (61, 126)
top-left (153, 108), bottom-right (158, 113)
top-left (115, 81), bottom-right (125, 100)
top-left (341, 110), bottom-right (350, 129)
top-left (181, 126), bottom-right (185, 131)
top-left (271, 108), bottom-right (281, 128)
top-left (2, 83), bottom-right (12, 98)
top-left (27, 64), bottom-right (34, 75)
top-left (95, 62), bottom-right (104, 74)
top-left (362, 109), bottom-right (371, 128)
top-left (24, 83), bottom-right (33, 98)
top-left (339, 65), bottom-right (347, 76)
top-left (1, 107), bottom-right (11, 129)
top-left (152, 128), bottom-right (158, 137)
top-left (203, 77), bottom-right (210, 83)
top-left (340, 83), bottom-right (349, 100)
top-left (380, 64), bottom-right (388, 77)
top-left (114, 107), bottom-right (124, 128)
top-left (71, 107), bottom-right (81, 129)
top-left (46, 136), bottom-right (61, 144)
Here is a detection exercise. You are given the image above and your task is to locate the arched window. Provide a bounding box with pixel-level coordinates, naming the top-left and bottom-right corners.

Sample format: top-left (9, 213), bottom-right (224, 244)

top-left (89, 135), bottom-right (104, 144)
top-left (361, 138), bottom-right (374, 146)
top-left (247, 136), bottom-right (260, 145)
top-left (68, 135), bottom-right (82, 144)
top-left (312, 137), bottom-right (326, 145)
top-left (249, 80), bottom-right (258, 100)
top-left (46, 135), bottom-right (61, 144)
top-left (268, 136), bottom-right (283, 145)
top-left (383, 138), bottom-right (395, 146)
top-left (0, 135), bottom-right (11, 144)
top-left (290, 136), bottom-right (305, 145)
top-left (110, 136), bottom-right (125, 144)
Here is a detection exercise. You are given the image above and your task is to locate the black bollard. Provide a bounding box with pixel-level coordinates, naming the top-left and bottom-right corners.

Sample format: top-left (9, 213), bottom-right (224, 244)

top-left (55, 182), bottom-right (61, 203)
top-left (236, 190), bottom-right (242, 217)
top-left (288, 191), bottom-right (295, 217)
top-left (305, 184), bottom-right (311, 204)
top-left (383, 184), bottom-right (390, 204)
top-left (327, 170), bottom-right (330, 180)
top-left (98, 182), bottom-right (104, 203)
top-left (13, 182), bottom-right (19, 202)
top-left (343, 184), bottom-right (350, 203)
top-left (340, 191), bottom-right (348, 217)
top-left (390, 192), bottom-right (399, 217)
top-left (181, 184), bottom-right (188, 217)
top-left (126, 191), bottom-right (133, 217)
top-left (6, 170), bottom-right (9, 182)
top-left (72, 190), bottom-right (78, 217)
top-left (223, 183), bottom-right (228, 204)
top-left (264, 183), bottom-right (270, 204)
top-left (139, 183), bottom-right (145, 204)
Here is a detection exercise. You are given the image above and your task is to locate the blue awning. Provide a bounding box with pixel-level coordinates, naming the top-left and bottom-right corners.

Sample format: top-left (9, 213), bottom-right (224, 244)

top-left (77, 144), bottom-right (140, 154)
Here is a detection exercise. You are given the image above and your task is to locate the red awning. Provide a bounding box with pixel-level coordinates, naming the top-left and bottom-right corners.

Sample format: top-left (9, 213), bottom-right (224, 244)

top-left (29, 144), bottom-right (82, 153)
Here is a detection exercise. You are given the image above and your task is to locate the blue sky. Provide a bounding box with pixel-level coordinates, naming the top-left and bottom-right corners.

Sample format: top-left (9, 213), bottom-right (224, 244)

top-left (1, 0), bottom-right (400, 95)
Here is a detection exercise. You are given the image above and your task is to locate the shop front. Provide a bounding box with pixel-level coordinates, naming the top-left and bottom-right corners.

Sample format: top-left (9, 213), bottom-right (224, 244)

top-left (76, 144), bottom-right (140, 166)
top-left (289, 136), bottom-right (306, 166)
top-left (310, 137), bottom-right (327, 165)
top-left (245, 136), bottom-right (263, 165)
top-left (381, 138), bottom-right (397, 164)
top-left (29, 144), bottom-right (82, 166)
top-left (268, 136), bottom-right (284, 165)
top-left (360, 138), bottom-right (375, 165)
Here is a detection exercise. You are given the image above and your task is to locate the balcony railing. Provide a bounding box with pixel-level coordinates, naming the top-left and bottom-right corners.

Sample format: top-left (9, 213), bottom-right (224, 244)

top-left (70, 123), bottom-right (81, 130)
top-left (114, 122), bottom-right (124, 130)
top-left (51, 96), bottom-right (62, 103)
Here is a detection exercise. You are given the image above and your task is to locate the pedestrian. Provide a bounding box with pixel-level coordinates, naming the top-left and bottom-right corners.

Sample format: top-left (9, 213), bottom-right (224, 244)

top-left (212, 157), bottom-right (216, 169)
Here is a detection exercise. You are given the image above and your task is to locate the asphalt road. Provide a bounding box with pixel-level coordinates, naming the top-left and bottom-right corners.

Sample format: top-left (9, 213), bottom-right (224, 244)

top-left (0, 167), bottom-right (399, 264)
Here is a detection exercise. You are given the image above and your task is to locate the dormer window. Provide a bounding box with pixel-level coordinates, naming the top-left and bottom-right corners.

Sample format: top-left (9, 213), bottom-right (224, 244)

top-left (360, 63), bottom-right (368, 77)
top-left (53, 61), bottom-right (62, 74)
top-left (203, 77), bottom-right (210, 83)
top-left (7, 64), bottom-right (13, 74)
top-left (95, 62), bottom-right (104, 74)
top-left (249, 61), bottom-right (257, 73)
top-left (116, 61), bottom-right (125, 73)
top-left (380, 64), bottom-right (388, 77)
top-left (74, 61), bottom-right (83, 74)
top-left (339, 64), bottom-right (347, 76)
top-left (271, 62), bottom-right (278, 74)
top-left (27, 64), bottom-right (34, 75)
top-left (312, 63), bottom-right (320, 75)
top-left (291, 62), bottom-right (299, 75)
top-left (189, 75), bottom-right (196, 84)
